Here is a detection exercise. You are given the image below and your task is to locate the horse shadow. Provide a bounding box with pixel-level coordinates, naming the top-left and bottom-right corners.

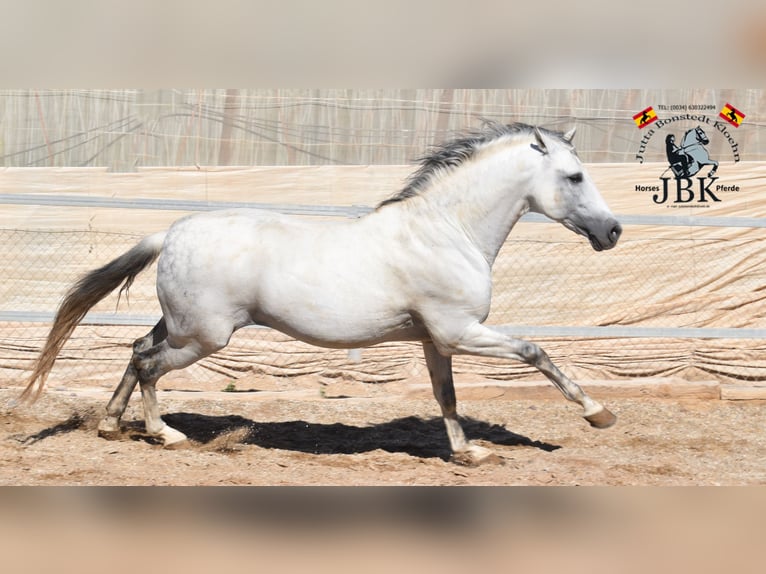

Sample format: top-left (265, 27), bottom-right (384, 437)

top-left (16, 411), bottom-right (560, 460)
top-left (14, 412), bottom-right (88, 445)
top-left (154, 412), bottom-right (561, 460)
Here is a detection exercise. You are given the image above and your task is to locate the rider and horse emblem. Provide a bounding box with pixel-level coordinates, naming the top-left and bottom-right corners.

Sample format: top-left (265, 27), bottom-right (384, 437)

top-left (664, 125), bottom-right (719, 178)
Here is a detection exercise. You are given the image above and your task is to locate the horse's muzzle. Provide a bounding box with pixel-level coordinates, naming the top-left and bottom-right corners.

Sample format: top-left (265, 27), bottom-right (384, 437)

top-left (588, 220), bottom-right (622, 252)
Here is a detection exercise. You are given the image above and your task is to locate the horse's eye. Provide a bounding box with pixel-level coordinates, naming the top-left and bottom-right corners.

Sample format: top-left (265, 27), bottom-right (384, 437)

top-left (567, 173), bottom-right (583, 184)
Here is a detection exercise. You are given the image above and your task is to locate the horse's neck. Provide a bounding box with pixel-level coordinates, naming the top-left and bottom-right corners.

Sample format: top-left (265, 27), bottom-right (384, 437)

top-left (410, 154), bottom-right (531, 265)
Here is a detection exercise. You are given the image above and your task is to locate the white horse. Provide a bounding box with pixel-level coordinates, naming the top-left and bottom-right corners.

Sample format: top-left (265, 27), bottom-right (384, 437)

top-left (22, 122), bottom-right (622, 465)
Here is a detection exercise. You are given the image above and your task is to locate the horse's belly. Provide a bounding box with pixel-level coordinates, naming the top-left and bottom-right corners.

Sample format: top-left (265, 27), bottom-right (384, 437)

top-left (265, 320), bottom-right (426, 349)
top-left (253, 297), bottom-right (421, 348)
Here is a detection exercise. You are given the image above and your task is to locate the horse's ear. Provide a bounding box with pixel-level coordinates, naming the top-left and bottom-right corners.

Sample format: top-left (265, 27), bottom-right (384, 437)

top-left (532, 127), bottom-right (548, 155)
top-left (563, 127), bottom-right (576, 143)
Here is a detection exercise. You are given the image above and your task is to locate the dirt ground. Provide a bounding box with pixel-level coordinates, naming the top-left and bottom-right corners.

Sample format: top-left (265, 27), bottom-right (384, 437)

top-left (1, 378), bottom-right (764, 486)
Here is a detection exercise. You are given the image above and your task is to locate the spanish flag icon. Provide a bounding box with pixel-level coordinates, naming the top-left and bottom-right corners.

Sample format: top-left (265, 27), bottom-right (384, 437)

top-left (719, 103), bottom-right (745, 127)
top-left (633, 106), bottom-right (658, 129)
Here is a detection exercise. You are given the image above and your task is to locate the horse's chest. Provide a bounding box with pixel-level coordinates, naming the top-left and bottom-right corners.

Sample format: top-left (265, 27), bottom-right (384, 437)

top-left (405, 254), bottom-right (492, 319)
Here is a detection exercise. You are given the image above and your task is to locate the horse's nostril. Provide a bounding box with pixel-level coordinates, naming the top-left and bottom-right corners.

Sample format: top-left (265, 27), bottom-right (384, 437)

top-left (610, 223), bottom-right (622, 242)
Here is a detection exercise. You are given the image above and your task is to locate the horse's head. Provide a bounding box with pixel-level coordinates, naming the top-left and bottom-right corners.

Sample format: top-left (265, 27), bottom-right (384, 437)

top-left (684, 126), bottom-right (709, 146)
top-left (695, 126), bottom-right (709, 145)
top-left (526, 127), bottom-right (621, 252)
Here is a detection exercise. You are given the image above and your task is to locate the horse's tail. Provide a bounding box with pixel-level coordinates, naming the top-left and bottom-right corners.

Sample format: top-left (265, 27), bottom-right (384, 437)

top-left (20, 231), bottom-right (167, 402)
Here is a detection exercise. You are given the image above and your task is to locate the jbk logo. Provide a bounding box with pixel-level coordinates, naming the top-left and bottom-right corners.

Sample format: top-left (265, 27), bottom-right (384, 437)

top-left (632, 105), bottom-right (744, 207)
top-left (654, 125), bottom-right (721, 205)
top-left (652, 176), bottom-right (720, 205)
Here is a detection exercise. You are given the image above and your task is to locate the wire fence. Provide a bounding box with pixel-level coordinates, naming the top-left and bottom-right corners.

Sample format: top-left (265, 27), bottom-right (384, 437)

top-left (1, 206), bottom-right (765, 390)
top-left (1, 89), bottom-right (764, 391)
top-left (1, 89), bottom-right (764, 168)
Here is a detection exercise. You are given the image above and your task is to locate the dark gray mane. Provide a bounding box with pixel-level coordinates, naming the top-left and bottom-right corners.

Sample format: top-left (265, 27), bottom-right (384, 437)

top-left (377, 122), bottom-right (565, 208)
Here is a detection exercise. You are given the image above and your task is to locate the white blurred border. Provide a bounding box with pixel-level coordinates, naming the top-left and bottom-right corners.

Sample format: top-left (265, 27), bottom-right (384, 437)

top-left (0, 0), bottom-right (763, 87)
top-left (1, 487), bottom-right (765, 574)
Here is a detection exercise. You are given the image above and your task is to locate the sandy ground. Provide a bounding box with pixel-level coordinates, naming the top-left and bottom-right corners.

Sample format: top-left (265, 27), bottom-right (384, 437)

top-left (1, 380), bottom-right (764, 486)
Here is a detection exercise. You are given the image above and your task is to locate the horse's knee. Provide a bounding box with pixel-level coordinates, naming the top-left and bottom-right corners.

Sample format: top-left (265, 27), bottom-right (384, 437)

top-left (518, 341), bottom-right (542, 364)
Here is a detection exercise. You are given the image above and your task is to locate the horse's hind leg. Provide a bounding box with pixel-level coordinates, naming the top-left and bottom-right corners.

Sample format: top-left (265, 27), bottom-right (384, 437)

top-left (133, 332), bottom-right (230, 447)
top-left (97, 319), bottom-right (167, 439)
top-left (422, 342), bottom-right (499, 466)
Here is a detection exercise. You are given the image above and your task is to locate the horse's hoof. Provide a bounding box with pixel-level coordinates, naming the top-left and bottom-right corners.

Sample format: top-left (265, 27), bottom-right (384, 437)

top-left (584, 407), bottom-right (617, 429)
top-left (97, 418), bottom-right (122, 440)
top-left (163, 438), bottom-right (190, 450)
top-left (450, 444), bottom-right (504, 467)
top-left (158, 424), bottom-right (190, 448)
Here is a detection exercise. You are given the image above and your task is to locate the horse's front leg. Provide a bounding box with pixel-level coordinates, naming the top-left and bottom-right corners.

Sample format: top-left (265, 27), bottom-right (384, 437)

top-left (422, 342), bottom-right (500, 466)
top-left (433, 323), bottom-right (616, 428)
